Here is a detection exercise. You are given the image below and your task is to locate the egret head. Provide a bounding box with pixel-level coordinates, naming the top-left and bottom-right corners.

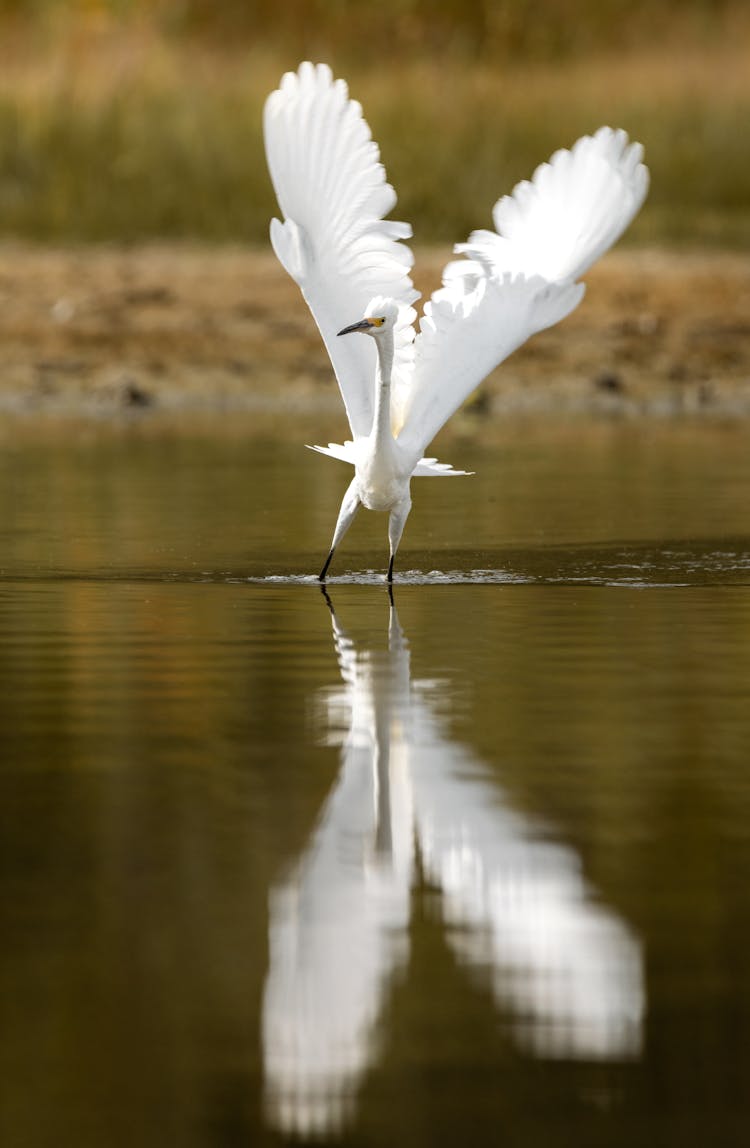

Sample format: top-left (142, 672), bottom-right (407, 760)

top-left (337, 298), bottom-right (400, 339)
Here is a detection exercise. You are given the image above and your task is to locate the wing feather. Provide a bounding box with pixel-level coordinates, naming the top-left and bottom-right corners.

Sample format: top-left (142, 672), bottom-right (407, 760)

top-left (396, 126), bottom-right (647, 457)
top-left (264, 63), bottom-right (419, 438)
top-left (449, 127), bottom-right (649, 284)
top-left (396, 274), bottom-right (584, 457)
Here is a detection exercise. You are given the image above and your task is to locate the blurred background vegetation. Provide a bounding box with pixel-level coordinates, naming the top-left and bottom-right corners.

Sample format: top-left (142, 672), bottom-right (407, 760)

top-left (0, 0), bottom-right (747, 243)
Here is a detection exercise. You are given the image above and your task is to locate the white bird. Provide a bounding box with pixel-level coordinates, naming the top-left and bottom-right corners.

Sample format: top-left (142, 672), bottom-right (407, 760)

top-left (264, 62), bottom-right (649, 581)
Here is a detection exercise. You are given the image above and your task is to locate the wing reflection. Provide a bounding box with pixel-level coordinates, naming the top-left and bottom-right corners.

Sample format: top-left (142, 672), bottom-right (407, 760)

top-left (263, 593), bottom-right (644, 1137)
top-left (408, 734), bottom-right (643, 1060)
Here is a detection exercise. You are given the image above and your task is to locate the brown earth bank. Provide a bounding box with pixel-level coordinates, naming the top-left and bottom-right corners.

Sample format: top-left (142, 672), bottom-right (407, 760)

top-left (0, 245), bottom-right (748, 429)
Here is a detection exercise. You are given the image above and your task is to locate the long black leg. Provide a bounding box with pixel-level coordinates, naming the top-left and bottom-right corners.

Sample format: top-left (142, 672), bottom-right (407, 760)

top-left (319, 479), bottom-right (361, 582)
top-left (386, 495), bottom-right (410, 588)
top-left (318, 548), bottom-right (335, 582)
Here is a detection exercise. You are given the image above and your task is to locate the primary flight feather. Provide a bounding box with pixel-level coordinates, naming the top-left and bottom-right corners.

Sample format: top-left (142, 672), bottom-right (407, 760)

top-left (263, 62), bottom-right (649, 581)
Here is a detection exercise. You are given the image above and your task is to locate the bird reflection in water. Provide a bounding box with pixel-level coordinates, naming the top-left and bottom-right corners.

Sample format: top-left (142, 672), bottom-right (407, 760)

top-left (262, 592), bottom-right (644, 1137)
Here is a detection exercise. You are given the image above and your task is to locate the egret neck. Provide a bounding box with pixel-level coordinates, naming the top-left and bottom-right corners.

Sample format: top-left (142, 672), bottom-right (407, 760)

top-left (371, 328), bottom-right (395, 455)
top-left (357, 326), bottom-right (408, 515)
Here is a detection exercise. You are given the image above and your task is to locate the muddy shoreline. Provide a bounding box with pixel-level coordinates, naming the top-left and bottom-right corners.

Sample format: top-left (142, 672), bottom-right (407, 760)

top-left (0, 245), bottom-right (748, 427)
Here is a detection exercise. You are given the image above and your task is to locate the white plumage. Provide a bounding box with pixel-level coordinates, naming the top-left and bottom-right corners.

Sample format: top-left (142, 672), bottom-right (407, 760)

top-left (263, 62), bottom-right (649, 580)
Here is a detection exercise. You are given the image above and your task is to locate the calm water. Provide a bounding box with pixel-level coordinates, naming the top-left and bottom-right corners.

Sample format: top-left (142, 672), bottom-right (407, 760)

top-left (1, 418), bottom-right (750, 1147)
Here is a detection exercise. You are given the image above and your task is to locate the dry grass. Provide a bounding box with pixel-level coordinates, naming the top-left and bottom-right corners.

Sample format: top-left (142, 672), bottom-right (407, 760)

top-left (0, 8), bottom-right (746, 242)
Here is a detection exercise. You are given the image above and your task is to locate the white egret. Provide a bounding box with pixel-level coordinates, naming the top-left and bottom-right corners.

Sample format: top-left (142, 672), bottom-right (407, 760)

top-left (264, 62), bottom-right (649, 581)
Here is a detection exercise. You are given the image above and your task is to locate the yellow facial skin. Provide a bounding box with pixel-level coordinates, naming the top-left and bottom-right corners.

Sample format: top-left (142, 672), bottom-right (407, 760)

top-left (336, 315), bottom-right (387, 336)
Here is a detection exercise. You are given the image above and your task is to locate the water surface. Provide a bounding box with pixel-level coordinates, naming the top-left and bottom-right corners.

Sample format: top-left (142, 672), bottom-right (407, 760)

top-left (1, 418), bottom-right (749, 1147)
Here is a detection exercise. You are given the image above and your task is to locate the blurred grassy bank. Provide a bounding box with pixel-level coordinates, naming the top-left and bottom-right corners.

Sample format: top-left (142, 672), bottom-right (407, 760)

top-left (0, 2), bottom-right (747, 244)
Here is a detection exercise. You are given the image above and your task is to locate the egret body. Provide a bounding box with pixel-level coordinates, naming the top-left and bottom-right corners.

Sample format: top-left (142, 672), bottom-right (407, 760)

top-left (264, 63), bottom-right (649, 581)
top-left (319, 302), bottom-right (419, 582)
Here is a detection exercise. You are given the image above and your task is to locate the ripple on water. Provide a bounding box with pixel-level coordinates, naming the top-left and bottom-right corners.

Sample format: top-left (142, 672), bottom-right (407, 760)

top-left (254, 543), bottom-right (750, 588)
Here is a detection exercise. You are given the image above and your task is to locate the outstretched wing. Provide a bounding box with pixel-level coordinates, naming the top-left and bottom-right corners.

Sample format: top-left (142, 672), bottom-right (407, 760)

top-left (264, 62), bottom-right (419, 439)
top-left (395, 126), bottom-right (647, 457)
top-left (395, 273), bottom-right (584, 458)
top-left (449, 127), bottom-right (649, 285)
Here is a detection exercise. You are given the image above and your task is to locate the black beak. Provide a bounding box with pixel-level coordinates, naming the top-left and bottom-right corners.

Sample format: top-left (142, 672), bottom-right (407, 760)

top-left (337, 318), bottom-right (373, 336)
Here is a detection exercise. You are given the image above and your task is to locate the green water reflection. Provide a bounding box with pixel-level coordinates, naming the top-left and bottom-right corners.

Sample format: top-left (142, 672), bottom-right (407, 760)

top-left (1, 419), bottom-right (749, 1147)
